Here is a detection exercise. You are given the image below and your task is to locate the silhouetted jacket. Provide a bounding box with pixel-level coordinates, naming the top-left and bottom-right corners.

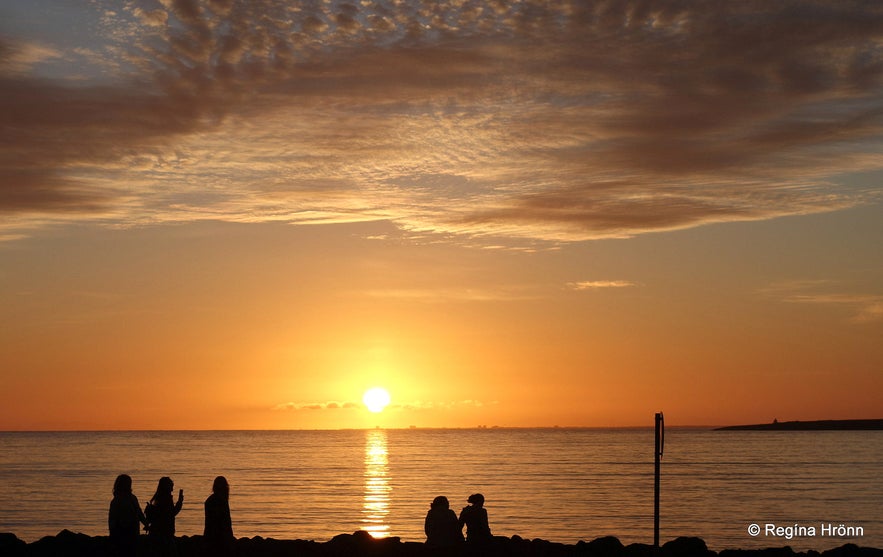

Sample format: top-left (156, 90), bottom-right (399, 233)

top-left (109, 492), bottom-right (147, 542)
top-left (424, 507), bottom-right (463, 547)
top-left (204, 493), bottom-right (234, 541)
top-left (459, 506), bottom-right (492, 542)
top-left (145, 496), bottom-right (183, 537)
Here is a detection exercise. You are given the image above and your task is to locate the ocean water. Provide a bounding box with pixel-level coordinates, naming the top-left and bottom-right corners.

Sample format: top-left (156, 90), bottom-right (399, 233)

top-left (0, 428), bottom-right (880, 551)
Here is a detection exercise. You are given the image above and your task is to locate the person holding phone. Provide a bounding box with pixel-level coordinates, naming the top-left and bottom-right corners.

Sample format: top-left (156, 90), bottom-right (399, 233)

top-left (145, 476), bottom-right (183, 555)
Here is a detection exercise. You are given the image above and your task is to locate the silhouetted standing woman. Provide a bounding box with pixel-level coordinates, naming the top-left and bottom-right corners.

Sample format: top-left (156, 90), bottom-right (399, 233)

top-left (145, 476), bottom-right (183, 556)
top-left (203, 476), bottom-right (235, 557)
top-left (108, 474), bottom-right (147, 557)
top-left (459, 493), bottom-right (492, 543)
top-left (424, 495), bottom-right (463, 548)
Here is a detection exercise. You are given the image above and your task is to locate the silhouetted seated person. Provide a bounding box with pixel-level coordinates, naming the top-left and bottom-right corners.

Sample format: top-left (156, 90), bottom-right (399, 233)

top-left (203, 476), bottom-right (235, 556)
top-left (145, 476), bottom-right (183, 555)
top-left (459, 493), bottom-right (492, 543)
top-left (108, 474), bottom-right (148, 557)
top-left (424, 496), bottom-right (463, 548)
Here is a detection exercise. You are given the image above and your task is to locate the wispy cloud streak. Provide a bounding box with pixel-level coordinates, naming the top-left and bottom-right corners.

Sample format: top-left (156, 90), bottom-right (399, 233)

top-left (272, 401), bottom-right (360, 411)
top-left (272, 399), bottom-right (494, 411)
top-left (763, 280), bottom-right (883, 323)
top-left (568, 280), bottom-right (637, 290)
top-left (391, 400), bottom-right (497, 411)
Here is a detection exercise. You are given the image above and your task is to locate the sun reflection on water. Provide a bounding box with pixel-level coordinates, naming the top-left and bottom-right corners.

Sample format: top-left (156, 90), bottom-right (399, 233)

top-left (362, 429), bottom-right (391, 538)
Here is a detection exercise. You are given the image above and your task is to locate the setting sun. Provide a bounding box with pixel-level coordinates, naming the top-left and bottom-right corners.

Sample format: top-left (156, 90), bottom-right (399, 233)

top-left (363, 388), bottom-right (391, 413)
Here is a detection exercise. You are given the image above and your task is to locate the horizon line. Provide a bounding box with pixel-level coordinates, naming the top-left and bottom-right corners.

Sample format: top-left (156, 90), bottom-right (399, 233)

top-left (0, 424), bottom-right (751, 433)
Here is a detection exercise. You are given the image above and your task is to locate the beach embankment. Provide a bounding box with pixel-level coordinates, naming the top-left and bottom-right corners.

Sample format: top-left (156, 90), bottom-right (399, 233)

top-left (1, 530), bottom-right (882, 557)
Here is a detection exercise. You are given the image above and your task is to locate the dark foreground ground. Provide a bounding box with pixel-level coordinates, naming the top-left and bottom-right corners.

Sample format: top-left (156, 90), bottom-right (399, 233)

top-left (1, 530), bottom-right (881, 557)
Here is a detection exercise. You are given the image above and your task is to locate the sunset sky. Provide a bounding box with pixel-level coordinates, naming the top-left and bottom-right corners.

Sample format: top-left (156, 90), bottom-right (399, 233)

top-left (1, 0), bottom-right (882, 430)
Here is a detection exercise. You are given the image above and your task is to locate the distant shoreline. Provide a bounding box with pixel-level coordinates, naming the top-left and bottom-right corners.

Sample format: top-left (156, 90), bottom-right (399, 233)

top-left (716, 419), bottom-right (883, 431)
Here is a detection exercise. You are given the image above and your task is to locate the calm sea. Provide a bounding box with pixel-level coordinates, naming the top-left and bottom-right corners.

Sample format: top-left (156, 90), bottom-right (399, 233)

top-left (0, 428), bottom-right (880, 551)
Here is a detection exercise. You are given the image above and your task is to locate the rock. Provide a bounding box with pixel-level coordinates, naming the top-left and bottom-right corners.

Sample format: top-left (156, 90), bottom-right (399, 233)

top-left (623, 542), bottom-right (656, 557)
top-left (822, 545), bottom-right (883, 557)
top-left (719, 546), bottom-right (800, 557)
top-left (0, 533), bottom-right (27, 557)
top-left (29, 530), bottom-right (109, 557)
top-left (580, 536), bottom-right (625, 557)
top-left (5, 531), bottom-right (882, 557)
top-left (661, 536), bottom-right (714, 557)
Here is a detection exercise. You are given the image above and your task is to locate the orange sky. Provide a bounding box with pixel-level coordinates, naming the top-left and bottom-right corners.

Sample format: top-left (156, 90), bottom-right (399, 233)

top-left (1, 1), bottom-right (882, 430)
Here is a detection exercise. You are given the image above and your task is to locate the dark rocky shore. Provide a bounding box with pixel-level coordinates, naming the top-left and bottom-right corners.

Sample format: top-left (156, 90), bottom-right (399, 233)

top-left (1, 530), bottom-right (881, 557)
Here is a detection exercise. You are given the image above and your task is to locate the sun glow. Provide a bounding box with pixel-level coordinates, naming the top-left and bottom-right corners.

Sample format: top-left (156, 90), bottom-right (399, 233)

top-left (362, 387), bottom-right (391, 413)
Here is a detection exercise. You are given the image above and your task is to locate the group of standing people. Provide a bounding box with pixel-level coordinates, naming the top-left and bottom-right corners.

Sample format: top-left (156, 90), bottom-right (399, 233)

top-left (424, 493), bottom-right (492, 548)
top-left (108, 474), bottom-right (233, 556)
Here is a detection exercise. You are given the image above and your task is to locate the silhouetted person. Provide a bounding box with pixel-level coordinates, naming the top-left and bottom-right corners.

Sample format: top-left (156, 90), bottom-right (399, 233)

top-left (459, 493), bottom-right (492, 543)
top-left (145, 476), bottom-right (183, 556)
top-left (203, 476), bottom-right (234, 557)
top-left (424, 495), bottom-right (463, 548)
top-left (108, 474), bottom-right (147, 557)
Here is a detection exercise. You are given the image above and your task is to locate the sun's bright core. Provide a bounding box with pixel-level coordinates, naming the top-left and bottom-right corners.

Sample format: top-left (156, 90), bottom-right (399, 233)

top-left (363, 387), bottom-right (391, 413)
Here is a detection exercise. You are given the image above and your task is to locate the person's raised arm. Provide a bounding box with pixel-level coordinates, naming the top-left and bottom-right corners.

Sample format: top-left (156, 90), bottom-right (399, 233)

top-left (174, 489), bottom-right (184, 514)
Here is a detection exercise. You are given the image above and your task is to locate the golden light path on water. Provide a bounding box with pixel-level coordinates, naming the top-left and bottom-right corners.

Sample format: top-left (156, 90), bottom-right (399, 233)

top-left (362, 429), bottom-right (391, 538)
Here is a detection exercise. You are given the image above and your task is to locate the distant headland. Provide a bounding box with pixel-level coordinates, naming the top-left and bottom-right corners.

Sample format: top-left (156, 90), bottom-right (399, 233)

top-left (716, 419), bottom-right (883, 431)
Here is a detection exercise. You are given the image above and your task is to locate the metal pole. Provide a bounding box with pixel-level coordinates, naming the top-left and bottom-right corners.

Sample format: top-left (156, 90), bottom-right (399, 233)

top-left (654, 412), bottom-right (664, 548)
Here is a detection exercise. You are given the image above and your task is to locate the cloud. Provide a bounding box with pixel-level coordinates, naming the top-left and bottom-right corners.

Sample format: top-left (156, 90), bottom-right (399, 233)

top-left (273, 401), bottom-right (360, 411)
top-left (362, 287), bottom-right (537, 303)
top-left (3, 1), bottom-right (883, 242)
top-left (786, 293), bottom-right (883, 323)
top-left (568, 280), bottom-right (637, 290)
top-left (0, 39), bottom-right (62, 74)
top-left (392, 400), bottom-right (497, 411)
top-left (272, 399), bottom-right (495, 412)
top-left (132, 8), bottom-right (169, 28)
top-left (763, 280), bottom-right (883, 323)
